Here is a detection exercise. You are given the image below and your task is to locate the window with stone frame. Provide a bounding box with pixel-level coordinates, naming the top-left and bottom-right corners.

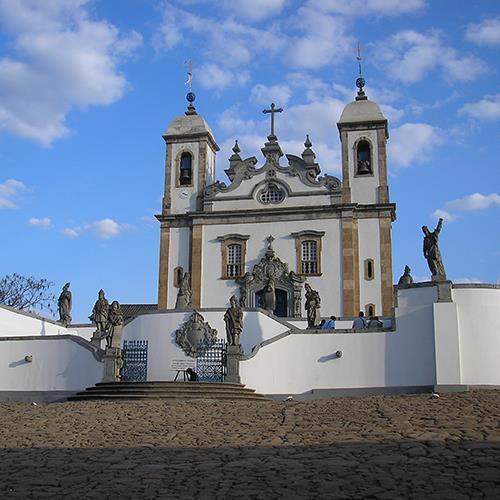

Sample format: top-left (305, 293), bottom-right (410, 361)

top-left (364, 258), bottom-right (375, 281)
top-left (217, 234), bottom-right (249, 279)
top-left (291, 231), bottom-right (324, 276)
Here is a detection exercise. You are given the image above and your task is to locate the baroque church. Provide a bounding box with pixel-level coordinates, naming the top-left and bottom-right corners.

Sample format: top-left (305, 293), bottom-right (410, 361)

top-left (156, 80), bottom-right (394, 320)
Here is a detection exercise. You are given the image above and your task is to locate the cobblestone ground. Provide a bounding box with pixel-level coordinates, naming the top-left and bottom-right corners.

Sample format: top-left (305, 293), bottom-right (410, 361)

top-left (0, 390), bottom-right (499, 499)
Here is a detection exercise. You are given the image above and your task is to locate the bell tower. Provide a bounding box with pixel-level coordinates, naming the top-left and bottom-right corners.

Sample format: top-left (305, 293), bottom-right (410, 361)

top-left (337, 69), bottom-right (394, 318)
top-left (337, 76), bottom-right (389, 205)
top-left (157, 91), bottom-right (219, 309)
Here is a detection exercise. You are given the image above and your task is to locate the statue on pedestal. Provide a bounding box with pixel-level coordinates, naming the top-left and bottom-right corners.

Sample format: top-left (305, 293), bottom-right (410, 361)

top-left (106, 300), bottom-right (123, 348)
top-left (304, 283), bottom-right (321, 328)
top-left (398, 265), bottom-right (414, 286)
top-left (224, 295), bottom-right (243, 346)
top-left (422, 218), bottom-right (446, 279)
top-left (175, 271), bottom-right (192, 309)
top-left (57, 282), bottom-right (72, 327)
top-left (89, 289), bottom-right (109, 333)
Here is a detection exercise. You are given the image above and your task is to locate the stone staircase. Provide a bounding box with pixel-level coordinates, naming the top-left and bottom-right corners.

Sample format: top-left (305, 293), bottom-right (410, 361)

top-left (67, 381), bottom-right (269, 401)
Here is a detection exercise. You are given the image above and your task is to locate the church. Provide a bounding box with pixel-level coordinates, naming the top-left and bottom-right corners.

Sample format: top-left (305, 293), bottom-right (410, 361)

top-left (0, 76), bottom-right (499, 402)
top-left (157, 79), bottom-right (394, 320)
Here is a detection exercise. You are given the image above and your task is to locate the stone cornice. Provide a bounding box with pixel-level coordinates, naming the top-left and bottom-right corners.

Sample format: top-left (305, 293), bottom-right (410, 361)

top-left (163, 132), bottom-right (220, 152)
top-left (155, 202), bottom-right (397, 227)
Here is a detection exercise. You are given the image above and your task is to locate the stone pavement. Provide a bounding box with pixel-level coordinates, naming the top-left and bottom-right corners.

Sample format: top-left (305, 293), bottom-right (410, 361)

top-left (0, 390), bottom-right (499, 498)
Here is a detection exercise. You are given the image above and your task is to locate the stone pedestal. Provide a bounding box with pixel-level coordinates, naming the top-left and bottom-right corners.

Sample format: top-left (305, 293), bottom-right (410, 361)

top-left (436, 280), bottom-right (452, 303)
top-left (110, 325), bottom-right (123, 349)
top-left (225, 345), bottom-right (242, 384)
top-left (102, 347), bottom-right (123, 383)
top-left (91, 330), bottom-right (106, 349)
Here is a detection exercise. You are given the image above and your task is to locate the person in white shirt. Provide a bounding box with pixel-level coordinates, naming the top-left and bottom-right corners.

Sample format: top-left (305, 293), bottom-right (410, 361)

top-left (352, 311), bottom-right (366, 329)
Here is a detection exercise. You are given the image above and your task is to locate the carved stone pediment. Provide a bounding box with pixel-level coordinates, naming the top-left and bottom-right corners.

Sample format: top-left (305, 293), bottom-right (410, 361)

top-left (174, 311), bottom-right (218, 358)
top-left (236, 239), bottom-right (305, 317)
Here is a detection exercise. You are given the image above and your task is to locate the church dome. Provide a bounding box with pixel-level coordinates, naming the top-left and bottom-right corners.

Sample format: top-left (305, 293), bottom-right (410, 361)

top-left (164, 113), bottom-right (215, 138)
top-left (338, 98), bottom-right (386, 124)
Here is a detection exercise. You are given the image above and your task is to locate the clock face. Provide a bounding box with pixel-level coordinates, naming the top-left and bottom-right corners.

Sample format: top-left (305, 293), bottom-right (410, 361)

top-left (179, 190), bottom-right (189, 199)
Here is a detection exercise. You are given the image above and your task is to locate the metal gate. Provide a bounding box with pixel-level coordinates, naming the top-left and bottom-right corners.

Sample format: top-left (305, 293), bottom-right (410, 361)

top-left (122, 340), bottom-right (148, 381)
top-left (196, 339), bottom-right (226, 382)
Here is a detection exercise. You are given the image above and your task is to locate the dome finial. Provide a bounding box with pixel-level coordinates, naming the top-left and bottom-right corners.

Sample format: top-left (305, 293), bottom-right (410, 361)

top-left (184, 59), bottom-right (197, 115)
top-left (355, 42), bottom-right (367, 101)
top-left (232, 139), bottom-right (240, 154)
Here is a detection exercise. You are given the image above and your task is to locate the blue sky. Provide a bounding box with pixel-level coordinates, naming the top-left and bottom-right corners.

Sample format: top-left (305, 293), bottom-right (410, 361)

top-left (1, 0), bottom-right (499, 322)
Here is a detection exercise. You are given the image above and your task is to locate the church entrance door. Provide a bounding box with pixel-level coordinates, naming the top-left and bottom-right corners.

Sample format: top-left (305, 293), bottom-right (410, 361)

top-left (274, 289), bottom-right (287, 317)
top-left (255, 288), bottom-right (288, 317)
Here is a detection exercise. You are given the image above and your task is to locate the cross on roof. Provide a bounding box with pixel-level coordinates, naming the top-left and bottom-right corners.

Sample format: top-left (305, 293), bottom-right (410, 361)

top-left (262, 103), bottom-right (283, 139)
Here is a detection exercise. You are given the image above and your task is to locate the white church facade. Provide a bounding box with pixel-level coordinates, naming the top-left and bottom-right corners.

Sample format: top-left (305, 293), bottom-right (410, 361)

top-left (157, 86), bottom-right (394, 320)
top-left (0, 81), bottom-right (499, 402)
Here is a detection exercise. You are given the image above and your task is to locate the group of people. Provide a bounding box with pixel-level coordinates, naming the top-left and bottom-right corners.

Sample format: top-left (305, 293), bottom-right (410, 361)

top-left (352, 311), bottom-right (384, 329)
top-left (316, 312), bottom-right (385, 330)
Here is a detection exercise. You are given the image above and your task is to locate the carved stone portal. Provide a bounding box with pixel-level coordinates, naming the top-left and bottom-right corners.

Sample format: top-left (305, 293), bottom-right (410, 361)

top-left (236, 238), bottom-right (305, 317)
top-left (175, 311), bottom-right (218, 358)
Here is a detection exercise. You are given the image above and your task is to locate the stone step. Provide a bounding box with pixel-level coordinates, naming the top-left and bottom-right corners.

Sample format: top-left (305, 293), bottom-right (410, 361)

top-left (68, 393), bottom-right (268, 401)
top-left (68, 381), bottom-right (269, 402)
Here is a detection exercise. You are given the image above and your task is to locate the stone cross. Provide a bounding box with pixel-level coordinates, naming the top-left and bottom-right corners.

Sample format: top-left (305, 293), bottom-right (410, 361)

top-left (262, 103), bottom-right (283, 138)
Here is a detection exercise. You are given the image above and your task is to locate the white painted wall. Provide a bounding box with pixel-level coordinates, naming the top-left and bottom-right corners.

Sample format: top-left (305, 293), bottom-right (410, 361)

top-left (169, 143), bottom-right (200, 214)
top-left (0, 337), bottom-right (103, 391)
top-left (200, 219), bottom-right (343, 317)
top-left (167, 226), bottom-right (191, 309)
top-left (122, 310), bottom-right (289, 381)
top-left (240, 284), bottom-right (438, 395)
top-left (0, 305), bottom-right (91, 339)
top-left (454, 287), bottom-right (500, 385)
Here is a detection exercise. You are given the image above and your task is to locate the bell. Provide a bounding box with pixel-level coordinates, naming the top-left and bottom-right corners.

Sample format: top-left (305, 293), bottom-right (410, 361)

top-left (357, 159), bottom-right (371, 175)
top-left (180, 167), bottom-right (191, 183)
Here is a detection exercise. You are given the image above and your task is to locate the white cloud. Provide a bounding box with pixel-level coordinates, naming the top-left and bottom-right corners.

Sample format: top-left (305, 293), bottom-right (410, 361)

top-left (287, 8), bottom-right (354, 69)
top-left (459, 94), bottom-right (500, 121)
top-left (216, 97), bottom-right (344, 175)
top-left (445, 193), bottom-right (500, 212)
top-left (218, 0), bottom-right (288, 21)
top-left (0, 0), bottom-right (142, 146)
top-left (432, 193), bottom-right (500, 223)
top-left (375, 30), bottom-right (486, 84)
top-left (388, 123), bottom-right (442, 167)
top-left (308, 0), bottom-right (426, 16)
top-left (288, 73), bottom-right (332, 102)
top-left (251, 84), bottom-right (292, 106)
top-left (28, 217), bottom-right (51, 227)
top-left (432, 209), bottom-right (456, 222)
top-left (197, 64), bottom-right (249, 91)
top-left (466, 18), bottom-right (500, 46)
top-left (62, 227), bottom-right (80, 238)
top-left (62, 218), bottom-right (131, 239)
top-left (0, 178), bottom-right (26, 208)
top-left (153, 3), bottom-right (284, 75)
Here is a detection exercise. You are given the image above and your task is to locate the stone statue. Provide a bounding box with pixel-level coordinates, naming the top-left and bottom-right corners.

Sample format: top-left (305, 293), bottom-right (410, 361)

top-left (262, 278), bottom-right (276, 312)
top-left (422, 218), bottom-right (446, 279)
top-left (304, 283), bottom-right (321, 328)
top-left (224, 295), bottom-right (243, 346)
top-left (57, 282), bottom-right (72, 327)
top-left (89, 289), bottom-right (109, 333)
top-left (106, 300), bottom-right (123, 348)
top-left (175, 271), bottom-right (192, 309)
top-left (398, 265), bottom-right (414, 286)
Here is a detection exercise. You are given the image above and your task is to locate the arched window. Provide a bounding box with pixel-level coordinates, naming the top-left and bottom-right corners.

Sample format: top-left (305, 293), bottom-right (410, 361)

top-left (366, 304), bottom-right (375, 317)
top-left (301, 240), bottom-right (318, 274)
top-left (356, 140), bottom-right (372, 175)
top-left (179, 152), bottom-right (192, 185)
top-left (226, 244), bottom-right (242, 277)
top-left (364, 258), bottom-right (375, 280)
